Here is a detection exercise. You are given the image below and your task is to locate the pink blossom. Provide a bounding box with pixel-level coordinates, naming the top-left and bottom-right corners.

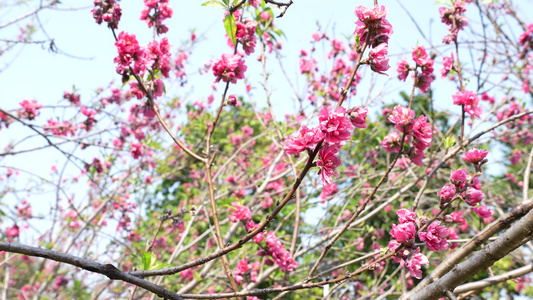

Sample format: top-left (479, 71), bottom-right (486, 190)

top-left (44, 119), bottom-right (78, 137)
top-left (405, 247), bottom-right (429, 279)
top-left (464, 187), bottom-right (484, 206)
top-left (264, 231), bottom-right (299, 271)
top-left (140, 0), bottom-right (173, 34)
top-left (473, 205), bottom-right (493, 218)
top-left (228, 202), bottom-right (252, 222)
top-left (441, 53), bottom-right (454, 78)
top-left (320, 183), bottom-right (338, 200)
top-left (462, 148), bottom-right (488, 165)
top-left (354, 5), bottom-right (388, 23)
top-left (259, 11), bottom-right (271, 20)
top-left (396, 57), bottom-right (410, 81)
top-left (412, 115), bottom-right (432, 149)
top-left (397, 209), bottom-right (416, 224)
top-left (146, 37), bottom-right (172, 77)
top-left (130, 143), bottom-right (143, 159)
top-left (381, 131), bottom-right (401, 153)
top-left (388, 106), bottom-right (415, 131)
top-left (418, 221), bottom-right (449, 251)
top-left (390, 222), bottom-right (416, 242)
top-left (438, 184), bottom-right (456, 202)
top-left (212, 53), bottom-right (247, 84)
top-left (510, 150), bottom-right (522, 166)
top-left (6, 224), bottom-right (19, 237)
top-left (369, 43), bottom-right (390, 75)
top-left (450, 169), bottom-right (468, 186)
top-left (284, 125), bottom-right (325, 155)
top-left (92, 0), bottom-right (122, 29)
top-left (318, 107), bottom-right (354, 145)
top-left (114, 31), bottom-right (149, 76)
top-left (317, 145), bottom-right (341, 186)
top-left (415, 72), bottom-right (435, 93)
top-left (452, 90), bottom-right (482, 118)
top-left (412, 46), bottom-right (429, 65)
top-left (346, 106), bottom-right (368, 129)
top-left (18, 100), bottom-right (43, 120)
top-left (248, 0), bottom-right (260, 7)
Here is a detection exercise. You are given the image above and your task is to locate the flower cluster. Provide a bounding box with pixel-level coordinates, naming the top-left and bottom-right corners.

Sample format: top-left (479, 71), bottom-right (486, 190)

top-left (354, 5), bottom-right (393, 75)
top-left (388, 209), bottom-right (430, 279)
top-left (381, 105), bottom-right (433, 166)
top-left (44, 119), bottom-right (78, 137)
top-left (439, 1), bottom-right (469, 44)
top-left (140, 0), bottom-right (173, 34)
top-left (18, 100), bottom-right (43, 120)
top-left (91, 0), bottom-right (122, 29)
top-left (440, 52), bottom-right (454, 78)
top-left (438, 148), bottom-right (488, 208)
top-left (211, 53), bottom-right (247, 84)
top-left (452, 90), bottom-right (482, 119)
top-left (228, 202), bottom-right (252, 223)
top-left (396, 45), bottom-right (436, 93)
top-left (228, 19), bottom-right (258, 55)
top-left (233, 258), bottom-right (260, 284)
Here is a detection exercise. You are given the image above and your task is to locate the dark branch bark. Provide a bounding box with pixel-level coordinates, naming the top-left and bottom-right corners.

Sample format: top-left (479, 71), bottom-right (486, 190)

top-left (0, 242), bottom-right (184, 300)
top-left (408, 203), bottom-right (533, 300)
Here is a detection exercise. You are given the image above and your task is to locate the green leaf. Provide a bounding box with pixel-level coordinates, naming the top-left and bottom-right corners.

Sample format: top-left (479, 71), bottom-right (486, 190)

top-left (141, 251), bottom-right (152, 270)
top-left (224, 13), bottom-right (237, 47)
top-left (443, 136), bottom-right (455, 149)
top-left (201, 0), bottom-right (227, 9)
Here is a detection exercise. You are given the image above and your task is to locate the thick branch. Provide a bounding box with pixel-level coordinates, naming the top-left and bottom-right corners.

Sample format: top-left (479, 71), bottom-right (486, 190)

top-left (0, 242), bottom-right (184, 300)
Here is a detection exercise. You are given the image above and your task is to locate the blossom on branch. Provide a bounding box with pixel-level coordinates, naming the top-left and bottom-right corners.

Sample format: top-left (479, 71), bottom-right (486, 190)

top-left (317, 145), bottom-right (341, 186)
top-left (212, 53), bottom-right (247, 84)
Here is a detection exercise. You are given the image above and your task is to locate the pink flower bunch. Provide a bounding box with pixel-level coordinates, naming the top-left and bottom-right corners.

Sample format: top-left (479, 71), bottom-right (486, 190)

top-left (320, 183), bottom-right (338, 201)
top-left (441, 52), bottom-right (454, 78)
top-left (388, 240), bottom-right (429, 279)
top-left (228, 20), bottom-right (258, 55)
top-left (63, 91), bottom-right (80, 106)
top-left (390, 209), bottom-right (417, 243)
top-left (346, 106), bottom-right (368, 129)
top-left (473, 205), bottom-right (494, 223)
top-left (354, 5), bottom-right (393, 48)
top-left (452, 90), bottom-right (482, 119)
top-left (140, 0), bottom-right (173, 34)
top-left (518, 23), bottom-right (533, 58)
top-left (0, 111), bottom-right (13, 130)
top-left (464, 187), bottom-right (484, 206)
top-left (418, 221), bottom-right (449, 251)
top-left (319, 106), bottom-right (354, 145)
top-left (146, 37), bottom-right (172, 78)
top-left (299, 57), bottom-right (318, 75)
top-left (114, 31), bottom-right (150, 77)
top-left (18, 100), bottom-right (43, 120)
top-left (396, 46), bottom-right (435, 93)
top-left (369, 43), bottom-right (390, 75)
top-left (233, 259), bottom-right (260, 284)
top-left (439, 1), bottom-right (469, 44)
top-left (462, 148), bottom-right (488, 165)
top-left (438, 184), bottom-right (456, 203)
top-left (44, 119), bottom-right (78, 137)
top-left (354, 5), bottom-right (393, 75)
top-left (211, 53), bottom-right (247, 84)
top-left (91, 0), bottom-right (121, 29)
top-left (262, 231), bottom-right (299, 272)
top-left (328, 38), bottom-right (346, 59)
top-left (284, 125), bottom-right (325, 155)
top-left (228, 202), bottom-right (252, 223)
top-left (317, 145), bottom-right (341, 185)
top-left (381, 106), bottom-right (433, 166)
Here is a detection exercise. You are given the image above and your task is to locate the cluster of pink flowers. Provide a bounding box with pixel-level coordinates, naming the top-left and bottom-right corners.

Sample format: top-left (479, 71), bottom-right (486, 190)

top-left (381, 105), bottom-right (433, 166)
top-left (388, 209), bottom-right (429, 279)
top-left (91, 0), bottom-right (122, 29)
top-left (44, 119), bottom-right (78, 137)
top-left (233, 258), bottom-right (260, 284)
top-left (63, 91), bottom-right (81, 106)
top-left (518, 23), bottom-right (533, 58)
top-left (396, 45), bottom-right (435, 93)
top-left (418, 221), bottom-right (449, 251)
top-left (452, 90), bottom-right (482, 119)
top-left (440, 52), bottom-right (454, 78)
top-left (439, 1), bottom-right (469, 44)
top-left (245, 222), bottom-right (299, 272)
top-left (18, 100), bottom-right (43, 120)
top-left (354, 5), bottom-right (393, 75)
top-left (285, 106), bottom-right (369, 186)
top-left (211, 53), bottom-right (247, 84)
top-left (438, 148), bottom-right (488, 208)
top-left (228, 19), bottom-right (258, 55)
top-left (140, 0), bottom-right (173, 34)
top-left (114, 32), bottom-right (148, 77)
top-left (228, 202), bottom-right (252, 223)
top-left (0, 110), bottom-right (13, 130)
